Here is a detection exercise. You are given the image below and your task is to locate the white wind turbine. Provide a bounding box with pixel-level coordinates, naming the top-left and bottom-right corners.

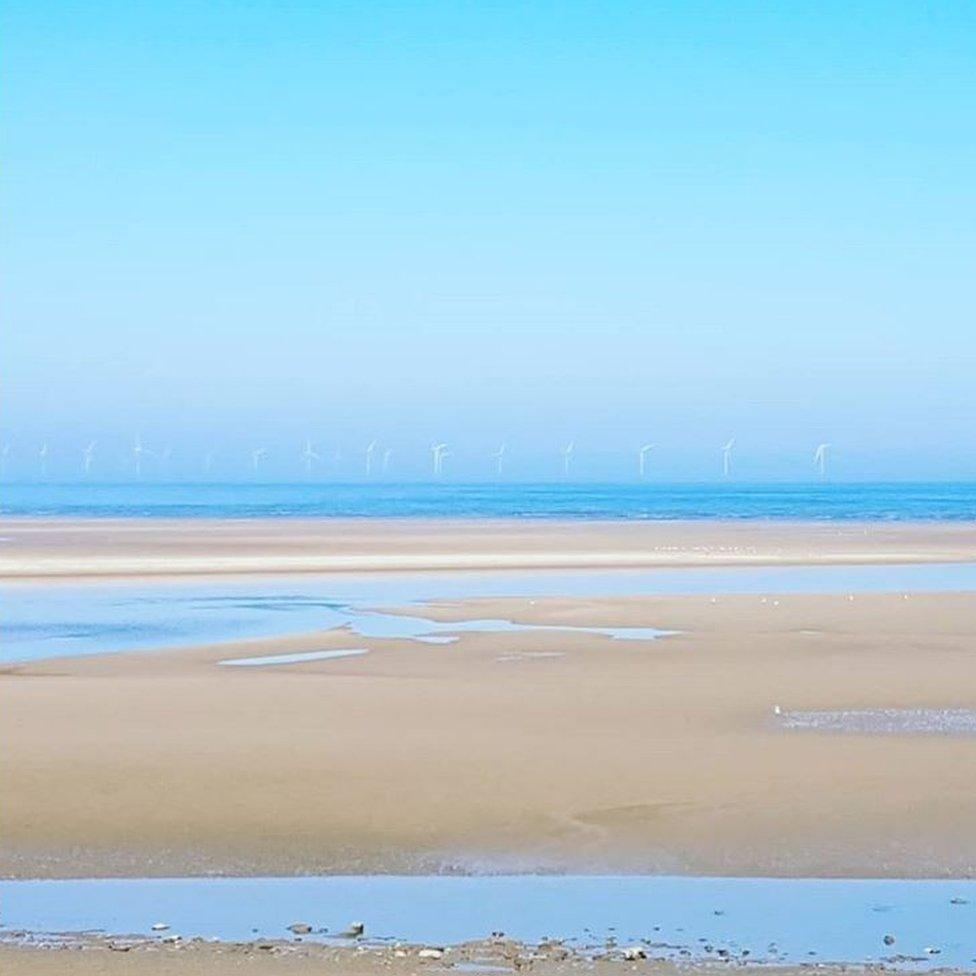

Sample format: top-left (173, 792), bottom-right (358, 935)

top-left (38, 442), bottom-right (50, 478)
top-left (300, 439), bottom-right (320, 476)
top-left (431, 442), bottom-right (449, 477)
top-left (382, 448), bottom-right (394, 475)
top-left (251, 447), bottom-right (268, 473)
top-left (203, 450), bottom-right (215, 476)
top-left (814, 443), bottom-right (830, 481)
top-left (81, 441), bottom-right (97, 477)
top-left (365, 440), bottom-right (378, 478)
top-left (132, 436), bottom-right (153, 479)
top-left (561, 440), bottom-right (575, 478)
top-left (721, 438), bottom-right (735, 479)
top-left (491, 443), bottom-right (507, 477)
top-left (638, 444), bottom-right (655, 479)
top-left (0, 443), bottom-right (9, 478)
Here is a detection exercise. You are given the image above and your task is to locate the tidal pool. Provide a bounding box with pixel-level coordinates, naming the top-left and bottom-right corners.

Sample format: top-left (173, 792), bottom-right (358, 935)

top-left (4, 561), bottom-right (976, 664)
top-left (3, 875), bottom-right (976, 969)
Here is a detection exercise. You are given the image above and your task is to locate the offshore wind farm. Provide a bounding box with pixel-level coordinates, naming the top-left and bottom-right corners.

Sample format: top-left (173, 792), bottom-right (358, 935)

top-left (1, 434), bottom-right (848, 483)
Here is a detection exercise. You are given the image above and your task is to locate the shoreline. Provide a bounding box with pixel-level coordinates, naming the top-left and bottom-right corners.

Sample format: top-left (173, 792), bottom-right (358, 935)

top-left (0, 935), bottom-right (934, 976)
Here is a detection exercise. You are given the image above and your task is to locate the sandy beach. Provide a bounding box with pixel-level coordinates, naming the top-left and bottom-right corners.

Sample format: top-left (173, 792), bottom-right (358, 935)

top-left (4, 518), bottom-right (976, 882)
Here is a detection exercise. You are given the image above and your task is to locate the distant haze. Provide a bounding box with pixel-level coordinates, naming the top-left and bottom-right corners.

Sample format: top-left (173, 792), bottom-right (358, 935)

top-left (3, 2), bottom-right (975, 482)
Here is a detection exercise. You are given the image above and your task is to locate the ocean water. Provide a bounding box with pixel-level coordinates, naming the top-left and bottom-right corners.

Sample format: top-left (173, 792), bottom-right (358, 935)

top-left (3, 481), bottom-right (976, 520)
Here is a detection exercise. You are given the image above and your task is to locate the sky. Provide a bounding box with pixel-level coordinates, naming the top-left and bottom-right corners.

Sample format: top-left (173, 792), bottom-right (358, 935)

top-left (3, 1), bottom-right (975, 482)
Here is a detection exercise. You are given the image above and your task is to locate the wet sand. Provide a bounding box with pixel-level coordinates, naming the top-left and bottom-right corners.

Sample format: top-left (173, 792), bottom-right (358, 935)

top-left (4, 517), bottom-right (976, 578)
top-left (4, 585), bottom-right (976, 878)
top-left (0, 938), bottom-right (890, 976)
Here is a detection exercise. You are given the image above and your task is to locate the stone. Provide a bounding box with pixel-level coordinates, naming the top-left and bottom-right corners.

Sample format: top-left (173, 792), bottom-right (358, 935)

top-left (287, 923), bottom-right (312, 935)
top-left (883, 935), bottom-right (895, 946)
top-left (418, 948), bottom-right (445, 959)
top-left (622, 946), bottom-right (646, 960)
top-left (151, 923), bottom-right (169, 932)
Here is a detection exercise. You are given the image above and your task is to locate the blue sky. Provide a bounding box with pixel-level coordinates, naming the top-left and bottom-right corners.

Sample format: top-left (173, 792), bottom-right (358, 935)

top-left (3, 2), bottom-right (975, 481)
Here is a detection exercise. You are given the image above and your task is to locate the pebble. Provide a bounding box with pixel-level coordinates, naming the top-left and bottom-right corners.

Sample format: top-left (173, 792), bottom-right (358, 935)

top-left (418, 947), bottom-right (445, 959)
top-left (883, 934), bottom-right (896, 946)
top-left (341, 922), bottom-right (365, 938)
top-left (151, 923), bottom-right (169, 932)
top-left (622, 946), bottom-right (646, 960)
top-left (287, 922), bottom-right (312, 935)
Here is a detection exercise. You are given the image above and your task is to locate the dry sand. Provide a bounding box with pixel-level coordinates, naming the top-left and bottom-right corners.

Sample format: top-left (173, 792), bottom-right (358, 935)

top-left (4, 517), bottom-right (976, 578)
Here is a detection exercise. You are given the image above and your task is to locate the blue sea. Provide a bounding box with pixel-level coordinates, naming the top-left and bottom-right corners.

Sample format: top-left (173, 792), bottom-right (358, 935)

top-left (2, 481), bottom-right (976, 520)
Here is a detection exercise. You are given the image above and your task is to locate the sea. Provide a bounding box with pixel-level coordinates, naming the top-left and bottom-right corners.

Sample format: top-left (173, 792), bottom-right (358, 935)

top-left (2, 481), bottom-right (976, 520)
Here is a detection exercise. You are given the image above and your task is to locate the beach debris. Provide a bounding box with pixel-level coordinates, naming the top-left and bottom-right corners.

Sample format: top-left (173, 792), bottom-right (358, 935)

top-left (622, 945), bottom-right (647, 960)
top-left (151, 922), bottom-right (169, 931)
top-left (883, 934), bottom-right (896, 946)
top-left (418, 947), bottom-right (445, 959)
top-left (287, 922), bottom-right (312, 935)
top-left (340, 921), bottom-right (365, 938)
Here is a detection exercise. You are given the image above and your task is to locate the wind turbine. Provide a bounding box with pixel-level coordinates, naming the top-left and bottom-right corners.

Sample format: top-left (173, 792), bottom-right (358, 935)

top-left (251, 447), bottom-right (267, 473)
top-left (638, 444), bottom-right (655, 479)
top-left (132, 436), bottom-right (153, 479)
top-left (0, 443), bottom-right (9, 479)
top-left (814, 443), bottom-right (830, 481)
top-left (491, 443), bottom-right (507, 477)
top-left (300, 439), bottom-right (320, 476)
top-left (38, 442), bottom-right (50, 478)
top-left (721, 438), bottom-right (735, 479)
top-left (81, 441), bottom-right (97, 477)
top-left (203, 450), bottom-right (215, 476)
top-left (382, 448), bottom-right (394, 475)
top-left (365, 440), bottom-right (378, 478)
top-left (561, 440), bottom-right (575, 478)
top-left (431, 442), bottom-right (449, 478)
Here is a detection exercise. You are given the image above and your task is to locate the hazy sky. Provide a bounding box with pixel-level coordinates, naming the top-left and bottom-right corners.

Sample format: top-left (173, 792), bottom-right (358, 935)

top-left (4, 2), bottom-right (975, 481)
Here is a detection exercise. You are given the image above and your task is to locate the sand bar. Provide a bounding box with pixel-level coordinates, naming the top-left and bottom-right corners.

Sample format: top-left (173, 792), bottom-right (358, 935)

top-left (3, 517), bottom-right (976, 578)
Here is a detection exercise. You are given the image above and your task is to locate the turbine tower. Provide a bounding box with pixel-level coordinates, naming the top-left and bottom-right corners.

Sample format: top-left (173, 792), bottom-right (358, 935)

top-left (365, 440), bottom-right (378, 478)
top-left (0, 443), bottom-right (9, 479)
top-left (38, 442), bottom-right (50, 478)
top-left (491, 443), bottom-right (507, 477)
top-left (382, 448), bottom-right (394, 475)
top-left (562, 440), bottom-right (575, 478)
top-left (203, 450), bottom-right (215, 476)
top-left (431, 442), bottom-right (449, 478)
top-left (251, 447), bottom-right (267, 473)
top-left (721, 438), bottom-right (735, 479)
top-left (132, 436), bottom-right (152, 479)
top-left (814, 443), bottom-right (830, 481)
top-left (82, 441), bottom-right (97, 477)
top-left (300, 439), bottom-right (320, 476)
top-left (638, 444), bottom-right (655, 479)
